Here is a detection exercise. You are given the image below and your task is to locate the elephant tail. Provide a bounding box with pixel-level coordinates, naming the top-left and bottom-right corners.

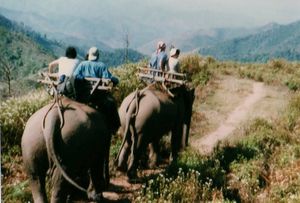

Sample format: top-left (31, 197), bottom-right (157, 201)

top-left (43, 108), bottom-right (87, 193)
top-left (115, 89), bottom-right (140, 164)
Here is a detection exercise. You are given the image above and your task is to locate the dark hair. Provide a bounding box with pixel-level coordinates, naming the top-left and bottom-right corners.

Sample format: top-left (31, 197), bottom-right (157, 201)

top-left (176, 49), bottom-right (180, 56)
top-left (65, 46), bottom-right (77, 59)
top-left (85, 53), bottom-right (89, 60)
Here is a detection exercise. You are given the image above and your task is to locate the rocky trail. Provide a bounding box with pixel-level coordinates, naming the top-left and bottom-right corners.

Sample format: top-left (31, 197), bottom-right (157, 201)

top-left (102, 75), bottom-right (290, 202)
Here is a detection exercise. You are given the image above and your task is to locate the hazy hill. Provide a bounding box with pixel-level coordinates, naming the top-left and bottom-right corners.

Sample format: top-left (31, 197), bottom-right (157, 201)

top-left (200, 20), bottom-right (300, 62)
top-left (0, 7), bottom-right (113, 52)
top-left (0, 6), bottom-right (268, 55)
top-left (0, 6), bottom-right (157, 52)
top-left (0, 15), bottom-right (145, 97)
top-left (0, 14), bottom-right (56, 78)
top-left (0, 14), bottom-right (57, 97)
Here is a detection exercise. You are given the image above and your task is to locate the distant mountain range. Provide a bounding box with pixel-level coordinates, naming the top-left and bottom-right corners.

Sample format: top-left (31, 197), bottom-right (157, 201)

top-left (200, 21), bottom-right (300, 62)
top-left (137, 27), bottom-right (261, 54)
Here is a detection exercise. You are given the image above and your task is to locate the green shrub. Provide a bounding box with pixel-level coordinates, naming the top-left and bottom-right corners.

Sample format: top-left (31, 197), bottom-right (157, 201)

top-left (284, 93), bottom-right (300, 130)
top-left (180, 54), bottom-right (212, 86)
top-left (2, 180), bottom-right (32, 203)
top-left (1, 90), bottom-right (51, 202)
top-left (135, 149), bottom-right (227, 202)
top-left (111, 62), bottom-right (145, 105)
top-left (0, 90), bottom-right (50, 152)
top-left (229, 159), bottom-right (265, 202)
top-left (135, 168), bottom-right (221, 203)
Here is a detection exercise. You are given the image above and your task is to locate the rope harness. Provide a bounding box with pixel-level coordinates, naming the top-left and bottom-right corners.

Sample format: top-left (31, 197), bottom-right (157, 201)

top-left (115, 82), bottom-right (174, 164)
top-left (41, 74), bottom-right (89, 194)
top-left (42, 73), bottom-right (64, 130)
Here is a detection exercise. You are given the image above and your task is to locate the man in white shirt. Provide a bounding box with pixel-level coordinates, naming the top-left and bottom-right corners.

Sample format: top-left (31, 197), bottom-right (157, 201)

top-left (168, 48), bottom-right (180, 73)
top-left (48, 46), bottom-right (79, 78)
top-left (48, 46), bottom-right (79, 97)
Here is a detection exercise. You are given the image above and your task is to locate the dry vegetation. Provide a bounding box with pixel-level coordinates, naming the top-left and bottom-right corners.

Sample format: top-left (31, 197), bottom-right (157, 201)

top-left (1, 54), bottom-right (300, 202)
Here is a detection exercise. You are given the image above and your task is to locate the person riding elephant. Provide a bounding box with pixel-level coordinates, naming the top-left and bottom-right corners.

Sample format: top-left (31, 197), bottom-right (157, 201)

top-left (48, 46), bottom-right (80, 98)
top-left (149, 41), bottom-right (168, 72)
top-left (115, 85), bottom-right (195, 179)
top-left (21, 97), bottom-right (112, 202)
top-left (73, 46), bottom-right (120, 135)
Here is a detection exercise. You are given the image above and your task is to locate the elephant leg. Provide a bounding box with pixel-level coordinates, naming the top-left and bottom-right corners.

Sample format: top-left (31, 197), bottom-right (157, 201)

top-left (182, 122), bottom-right (191, 149)
top-left (24, 154), bottom-right (48, 203)
top-left (171, 126), bottom-right (182, 163)
top-left (148, 140), bottom-right (159, 168)
top-left (50, 168), bottom-right (69, 203)
top-left (29, 173), bottom-right (48, 203)
top-left (127, 132), bottom-right (147, 179)
top-left (87, 159), bottom-right (104, 202)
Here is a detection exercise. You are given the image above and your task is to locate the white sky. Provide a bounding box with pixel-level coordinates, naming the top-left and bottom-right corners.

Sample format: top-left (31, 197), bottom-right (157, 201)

top-left (1, 0), bottom-right (300, 28)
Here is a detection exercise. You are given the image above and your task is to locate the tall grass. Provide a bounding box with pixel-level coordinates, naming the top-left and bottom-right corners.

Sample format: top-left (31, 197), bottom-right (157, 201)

top-left (1, 90), bottom-right (51, 152)
top-left (1, 90), bottom-right (51, 203)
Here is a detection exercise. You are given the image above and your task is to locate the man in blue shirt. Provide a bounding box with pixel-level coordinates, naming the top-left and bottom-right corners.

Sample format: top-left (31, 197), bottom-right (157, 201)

top-left (149, 41), bottom-right (168, 71)
top-left (73, 46), bottom-right (119, 84)
top-left (73, 46), bottom-right (120, 134)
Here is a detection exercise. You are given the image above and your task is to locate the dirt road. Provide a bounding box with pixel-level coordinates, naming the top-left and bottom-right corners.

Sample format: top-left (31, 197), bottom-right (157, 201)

top-left (190, 75), bottom-right (290, 154)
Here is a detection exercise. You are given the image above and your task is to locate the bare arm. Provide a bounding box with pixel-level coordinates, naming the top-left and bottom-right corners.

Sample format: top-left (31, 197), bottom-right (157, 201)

top-left (48, 58), bottom-right (60, 73)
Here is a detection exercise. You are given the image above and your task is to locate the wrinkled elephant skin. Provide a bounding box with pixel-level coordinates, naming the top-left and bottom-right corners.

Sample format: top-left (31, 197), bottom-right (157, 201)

top-left (116, 86), bottom-right (195, 178)
top-left (21, 97), bottom-right (111, 203)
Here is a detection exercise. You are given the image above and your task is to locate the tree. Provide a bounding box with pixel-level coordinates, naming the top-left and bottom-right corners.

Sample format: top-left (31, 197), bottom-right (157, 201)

top-left (0, 56), bottom-right (14, 96)
top-left (0, 49), bottom-right (22, 96)
top-left (122, 28), bottom-right (130, 64)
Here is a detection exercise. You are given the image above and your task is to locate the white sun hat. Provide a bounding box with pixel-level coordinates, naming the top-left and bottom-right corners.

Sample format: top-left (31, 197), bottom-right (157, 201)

top-left (88, 46), bottom-right (99, 61)
top-left (170, 48), bottom-right (178, 57)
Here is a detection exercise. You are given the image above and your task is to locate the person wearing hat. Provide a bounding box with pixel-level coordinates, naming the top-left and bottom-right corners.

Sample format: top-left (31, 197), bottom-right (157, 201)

top-left (73, 47), bottom-right (118, 84)
top-left (149, 41), bottom-right (168, 72)
top-left (168, 48), bottom-right (180, 73)
top-left (73, 46), bottom-right (120, 134)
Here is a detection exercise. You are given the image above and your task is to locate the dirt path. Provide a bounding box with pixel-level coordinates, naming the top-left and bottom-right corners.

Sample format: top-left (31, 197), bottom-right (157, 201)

top-left (192, 82), bottom-right (265, 154)
top-left (190, 75), bottom-right (290, 154)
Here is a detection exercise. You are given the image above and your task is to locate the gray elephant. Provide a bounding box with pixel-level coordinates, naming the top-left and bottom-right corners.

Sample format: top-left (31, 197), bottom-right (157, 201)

top-left (116, 85), bottom-right (195, 178)
top-left (21, 97), bottom-right (111, 203)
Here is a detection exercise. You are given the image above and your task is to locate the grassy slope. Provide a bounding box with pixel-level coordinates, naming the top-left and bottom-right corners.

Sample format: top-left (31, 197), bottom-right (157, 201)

top-left (1, 56), bottom-right (300, 202)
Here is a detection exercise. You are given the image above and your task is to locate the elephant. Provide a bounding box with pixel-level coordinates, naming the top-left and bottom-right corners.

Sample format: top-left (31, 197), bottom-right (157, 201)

top-left (115, 84), bottom-right (195, 178)
top-left (21, 97), bottom-right (112, 203)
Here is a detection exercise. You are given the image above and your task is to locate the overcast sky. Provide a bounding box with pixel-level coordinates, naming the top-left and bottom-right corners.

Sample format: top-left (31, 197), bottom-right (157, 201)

top-left (1, 0), bottom-right (300, 28)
